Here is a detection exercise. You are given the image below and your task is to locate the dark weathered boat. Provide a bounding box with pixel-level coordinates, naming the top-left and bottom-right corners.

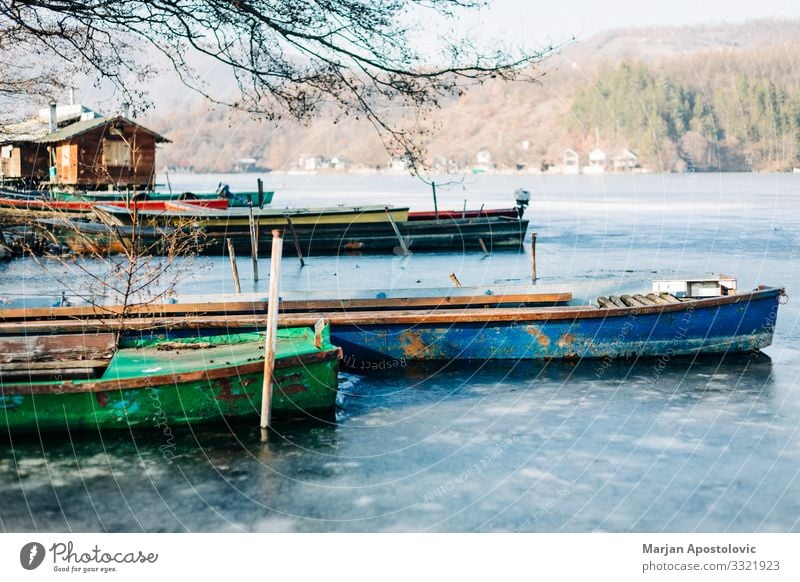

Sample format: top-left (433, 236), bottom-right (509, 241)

top-left (95, 202), bottom-right (410, 228)
top-left (38, 206), bottom-right (528, 255)
top-left (0, 325), bottom-right (341, 434)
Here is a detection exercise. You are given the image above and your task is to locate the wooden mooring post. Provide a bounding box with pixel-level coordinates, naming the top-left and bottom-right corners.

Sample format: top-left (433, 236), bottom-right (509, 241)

top-left (530, 233), bottom-right (538, 283)
top-left (226, 238), bottom-right (241, 294)
top-left (432, 181), bottom-right (439, 222)
top-left (285, 215), bottom-right (305, 267)
top-left (257, 178), bottom-right (265, 208)
top-left (385, 207), bottom-right (410, 256)
top-left (260, 229), bottom-right (284, 437)
top-left (248, 202), bottom-right (259, 282)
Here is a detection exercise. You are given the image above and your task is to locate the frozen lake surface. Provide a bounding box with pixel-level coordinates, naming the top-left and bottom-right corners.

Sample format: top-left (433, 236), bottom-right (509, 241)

top-left (1, 172), bottom-right (799, 532)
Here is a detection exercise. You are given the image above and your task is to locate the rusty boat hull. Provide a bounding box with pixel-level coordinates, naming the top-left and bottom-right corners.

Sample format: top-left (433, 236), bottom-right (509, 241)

top-left (329, 287), bottom-right (782, 362)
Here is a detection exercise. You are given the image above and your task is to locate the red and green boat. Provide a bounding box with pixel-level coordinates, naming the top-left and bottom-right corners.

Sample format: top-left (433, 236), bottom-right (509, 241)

top-left (0, 325), bottom-right (341, 434)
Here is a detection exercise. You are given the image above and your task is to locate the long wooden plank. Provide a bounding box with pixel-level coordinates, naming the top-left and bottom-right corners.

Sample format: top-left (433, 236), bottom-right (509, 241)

top-left (0, 292), bottom-right (574, 321)
top-left (0, 359), bottom-right (109, 371)
top-left (283, 293), bottom-right (573, 311)
top-left (1, 309), bottom-right (592, 335)
top-left (0, 368), bottom-right (98, 381)
top-left (0, 333), bottom-right (116, 363)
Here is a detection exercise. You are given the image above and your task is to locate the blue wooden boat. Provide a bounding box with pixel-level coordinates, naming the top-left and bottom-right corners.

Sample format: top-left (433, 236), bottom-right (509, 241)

top-left (0, 285), bottom-right (784, 362)
top-left (325, 286), bottom-right (783, 362)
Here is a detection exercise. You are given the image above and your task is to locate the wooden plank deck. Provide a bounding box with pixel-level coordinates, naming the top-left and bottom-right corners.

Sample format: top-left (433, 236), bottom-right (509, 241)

top-left (0, 292), bottom-right (573, 321)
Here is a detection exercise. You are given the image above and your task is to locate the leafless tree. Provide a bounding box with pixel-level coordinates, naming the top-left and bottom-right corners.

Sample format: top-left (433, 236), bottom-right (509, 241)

top-left (18, 142), bottom-right (208, 344)
top-left (26, 206), bottom-right (207, 343)
top-left (0, 0), bottom-right (560, 168)
top-left (0, 19), bottom-right (63, 125)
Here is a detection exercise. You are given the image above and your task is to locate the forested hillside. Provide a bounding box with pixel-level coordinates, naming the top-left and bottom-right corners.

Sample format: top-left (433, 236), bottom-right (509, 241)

top-left (571, 47), bottom-right (800, 171)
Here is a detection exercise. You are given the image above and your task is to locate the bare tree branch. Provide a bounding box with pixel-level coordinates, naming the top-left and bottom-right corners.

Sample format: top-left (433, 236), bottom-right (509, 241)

top-left (0, 0), bottom-right (563, 169)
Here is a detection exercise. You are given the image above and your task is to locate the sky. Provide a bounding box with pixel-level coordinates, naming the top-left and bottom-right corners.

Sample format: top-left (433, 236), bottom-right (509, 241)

top-left (460, 0), bottom-right (800, 46)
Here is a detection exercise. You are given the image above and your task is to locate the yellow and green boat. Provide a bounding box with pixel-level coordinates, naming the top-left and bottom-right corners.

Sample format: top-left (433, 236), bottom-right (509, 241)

top-left (0, 325), bottom-right (341, 434)
top-left (94, 203), bottom-right (410, 229)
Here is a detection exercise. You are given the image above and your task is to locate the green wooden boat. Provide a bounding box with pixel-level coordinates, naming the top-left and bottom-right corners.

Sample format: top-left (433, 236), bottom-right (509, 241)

top-left (0, 325), bottom-right (341, 434)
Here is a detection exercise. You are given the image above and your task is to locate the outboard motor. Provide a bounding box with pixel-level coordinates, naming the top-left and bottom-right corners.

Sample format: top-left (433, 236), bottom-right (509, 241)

top-left (514, 188), bottom-right (531, 218)
top-left (215, 182), bottom-right (232, 199)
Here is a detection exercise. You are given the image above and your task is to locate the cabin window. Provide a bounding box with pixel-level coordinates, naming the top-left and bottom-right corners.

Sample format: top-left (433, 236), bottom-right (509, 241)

top-left (103, 139), bottom-right (132, 167)
top-left (1, 145), bottom-right (12, 159)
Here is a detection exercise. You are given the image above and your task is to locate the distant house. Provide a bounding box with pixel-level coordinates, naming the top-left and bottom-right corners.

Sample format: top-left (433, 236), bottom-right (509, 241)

top-left (583, 148), bottom-right (606, 174)
top-left (388, 156), bottom-right (410, 172)
top-left (298, 154), bottom-right (334, 171)
top-left (476, 148), bottom-right (493, 166)
top-left (329, 156), bottom-right (349, 171)
top-left (0, 103), bottom-right (102, 187)
top-left (562, 149), bottom-right (580, 175)
top-left (234, 157), bottom-right (257, 172)
top-left (613, 149), bottom-right (638, 172)
top-left (297, 154), bottom-right (316, 171)
top-left (36, 116), bottom-right (170, 190)
top-left (234, 158), bottom-right (270, 173)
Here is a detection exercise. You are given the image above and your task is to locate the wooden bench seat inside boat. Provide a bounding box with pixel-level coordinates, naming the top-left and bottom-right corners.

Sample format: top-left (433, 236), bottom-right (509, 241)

top-left (0, 333), bottom-right (116, 381)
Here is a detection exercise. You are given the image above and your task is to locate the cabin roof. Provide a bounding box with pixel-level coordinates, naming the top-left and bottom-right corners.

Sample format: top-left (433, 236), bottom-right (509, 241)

top-left (0, 119), bottom-right (50, 145)
top-left (35, 116), bottom-right (170, 144)
top-left (0, 104), bottom-right (103, 145)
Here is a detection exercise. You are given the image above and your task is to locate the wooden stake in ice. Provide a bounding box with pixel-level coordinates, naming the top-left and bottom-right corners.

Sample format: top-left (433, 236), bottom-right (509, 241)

top-left (226, 238), bottom-right (241, 294)
top-left (285, 215), bottom-right (305, 267)
top-left (248, 202), bottom-right (259, 282)
top-left (260, 229), bottom-right (284, 432)
top-left (385, 207), bottom-right (409, 256)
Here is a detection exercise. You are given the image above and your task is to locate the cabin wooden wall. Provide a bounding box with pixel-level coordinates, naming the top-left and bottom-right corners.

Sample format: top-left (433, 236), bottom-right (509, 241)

top-left (52, 123), bottom-right (158, 190)
top-left (1, 145), bottom-right (49, 180)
